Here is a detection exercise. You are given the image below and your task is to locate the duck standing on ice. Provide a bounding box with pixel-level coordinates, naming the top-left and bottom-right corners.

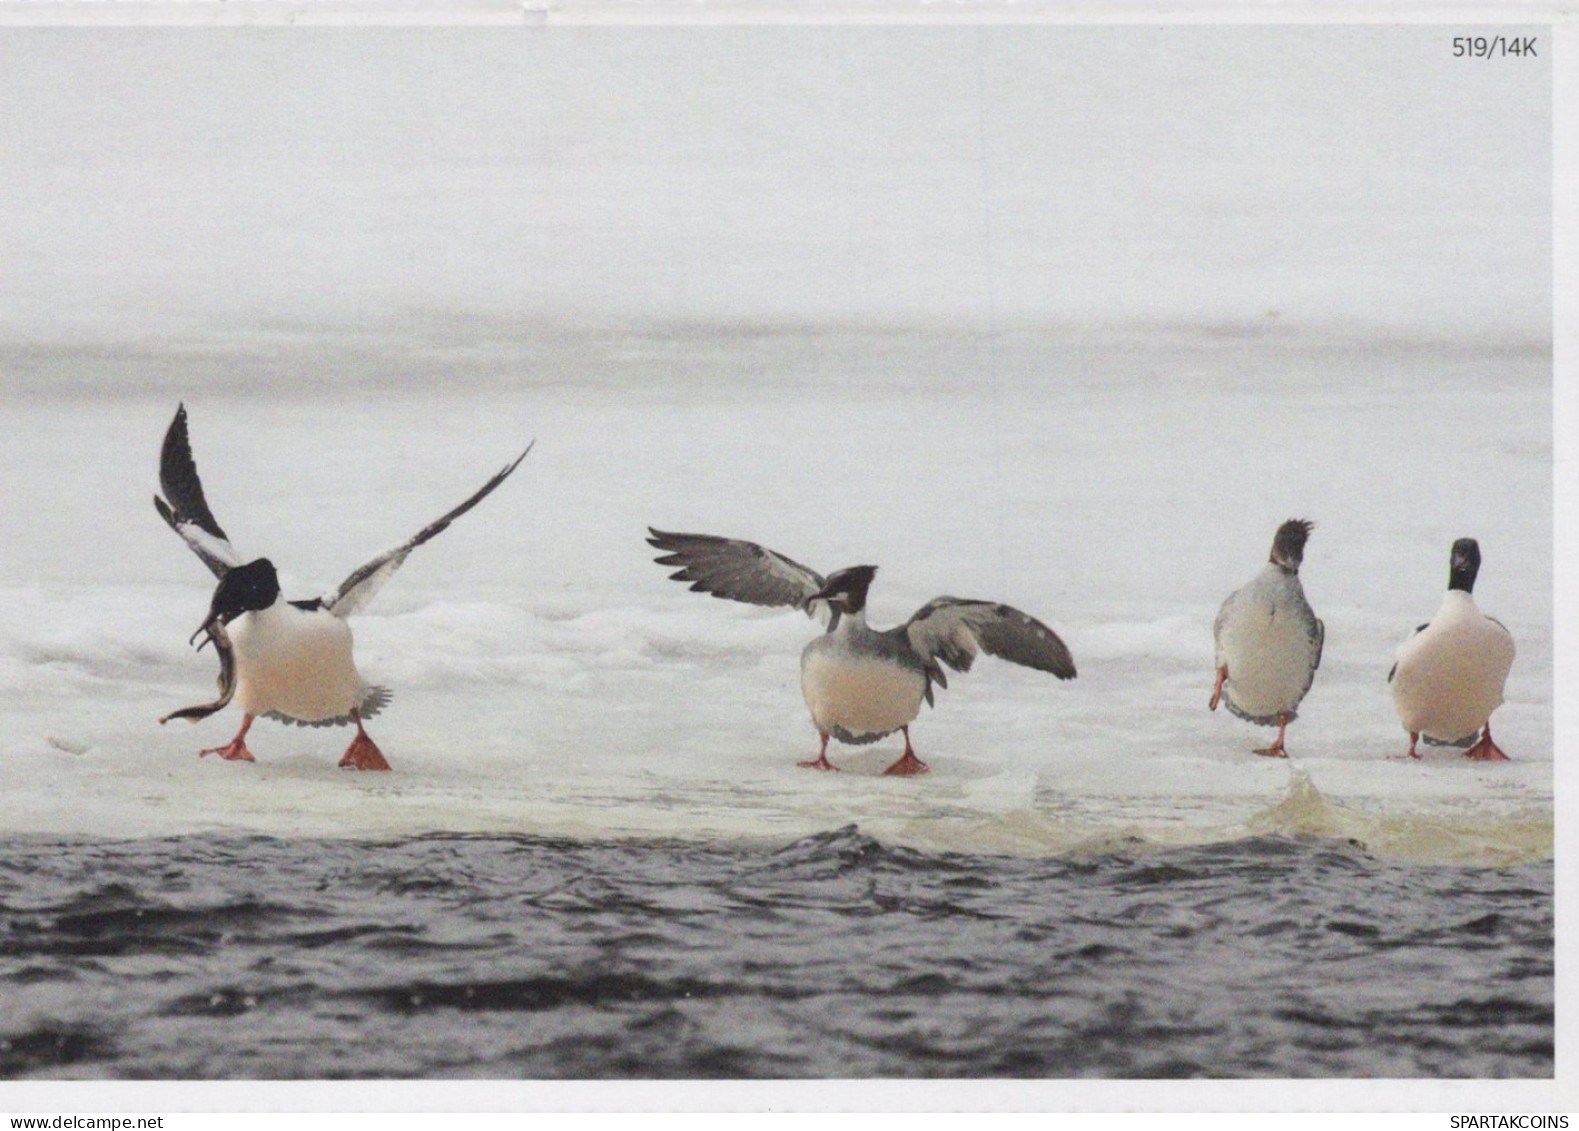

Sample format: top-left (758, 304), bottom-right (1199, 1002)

top-left (1210, 519), bottom-right (1324, 758)
top-left (1389, 537), bottom-right (1515, 761)
top-left (648, 528), bottom-right (1076, 775)
top-left (156, 404), bottom-right (530, 771)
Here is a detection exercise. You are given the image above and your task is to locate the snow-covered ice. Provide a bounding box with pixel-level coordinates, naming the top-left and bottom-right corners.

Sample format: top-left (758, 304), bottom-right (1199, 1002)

top-left (0, 326), bottom-right (1551, 865)
top-left (0, 26), bottom-right (1552, 868)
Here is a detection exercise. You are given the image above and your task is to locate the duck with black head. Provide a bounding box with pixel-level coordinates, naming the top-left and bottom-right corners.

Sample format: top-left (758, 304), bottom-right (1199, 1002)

top-left (1389, 537), bottom-right (1516, 761)
top-left (155, 404), bottom-right (531, 771)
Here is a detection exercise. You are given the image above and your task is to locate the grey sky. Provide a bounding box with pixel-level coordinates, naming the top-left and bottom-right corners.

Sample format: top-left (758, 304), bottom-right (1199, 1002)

top-left (0, 25), bottom-right (1551, 339)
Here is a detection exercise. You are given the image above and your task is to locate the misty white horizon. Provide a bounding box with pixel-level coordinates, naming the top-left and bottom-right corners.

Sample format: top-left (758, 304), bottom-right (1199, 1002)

top-left (0, 25), bottom-right (1551, 344)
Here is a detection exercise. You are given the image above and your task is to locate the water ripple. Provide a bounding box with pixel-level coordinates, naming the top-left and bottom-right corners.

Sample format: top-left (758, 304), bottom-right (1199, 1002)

top-left (0, 830), bottom-right (1553, 1079)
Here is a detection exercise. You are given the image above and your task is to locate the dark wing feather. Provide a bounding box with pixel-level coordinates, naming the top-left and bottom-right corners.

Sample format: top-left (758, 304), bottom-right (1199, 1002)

top-left (154, 404), bottom-right (243, 579)
top-left (263, 685), bottom-right (392, 728)
top-left (1388, 623), bottom-right (1429, 683)
top-left (647, 528), bottom-right (827, 617)
top-left (322, 444), bottom-right (532, 618)
top-left (905, 597), bottom-right (1076, 696)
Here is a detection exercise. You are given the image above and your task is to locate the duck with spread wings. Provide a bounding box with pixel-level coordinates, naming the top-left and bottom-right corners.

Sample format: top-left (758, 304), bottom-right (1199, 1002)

top-left (155, 404), bottom-right (530, 771)
top-left (648, 528), bottom-right (1076, 775)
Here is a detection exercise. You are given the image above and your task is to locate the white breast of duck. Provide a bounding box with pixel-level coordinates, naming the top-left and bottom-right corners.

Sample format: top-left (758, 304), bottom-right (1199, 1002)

top-left (1214, 566), bottom-right (1322, 725)
top-left (800, 611), bottom-right (928, 745)
top-left (229, 599), bottom-right (364, 724)
top-left (1391, 589), bottom-right (1514, 743)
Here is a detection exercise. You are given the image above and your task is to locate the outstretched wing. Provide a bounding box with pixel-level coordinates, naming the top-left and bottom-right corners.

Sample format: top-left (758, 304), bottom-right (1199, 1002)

top-left (153, 404), bottom-right (244, 579)
top-left (905, 597), bottom-right (1076, 698)
top-left (320, 444), bottom-right (533, 618)
top-left (647, 528), bottom-right (829, 620)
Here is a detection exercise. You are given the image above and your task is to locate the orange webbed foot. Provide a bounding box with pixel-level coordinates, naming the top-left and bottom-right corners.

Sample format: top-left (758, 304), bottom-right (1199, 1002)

top-left (199, 739), bottom-right (255, 762)
top-left (882, 750), bottom-right (930, 776)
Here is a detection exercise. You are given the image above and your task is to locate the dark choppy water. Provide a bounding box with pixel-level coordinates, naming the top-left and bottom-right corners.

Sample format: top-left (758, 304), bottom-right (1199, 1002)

top-left (0, 828), bottom-right (1552, 1079)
